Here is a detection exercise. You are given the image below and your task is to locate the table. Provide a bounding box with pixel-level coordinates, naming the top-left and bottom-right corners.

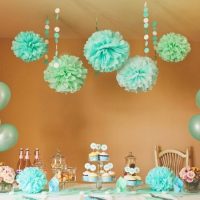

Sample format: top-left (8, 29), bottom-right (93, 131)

top-left (0, 184), bottom-right (200, 200)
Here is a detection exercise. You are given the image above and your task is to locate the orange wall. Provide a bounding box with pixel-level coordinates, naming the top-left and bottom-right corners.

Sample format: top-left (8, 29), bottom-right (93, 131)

top-left (0, 38), bottom-right (200, 181)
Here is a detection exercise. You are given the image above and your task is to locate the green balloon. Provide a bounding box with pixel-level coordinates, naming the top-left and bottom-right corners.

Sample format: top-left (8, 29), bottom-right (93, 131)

top-left (0, 123), bottom-right (18, 152)
top-left (195, 90), bottom-right (200, 108)
top-left (0, 82), bottom-right (11, 111)
top-left (188, 114), bottom-right (200, 141)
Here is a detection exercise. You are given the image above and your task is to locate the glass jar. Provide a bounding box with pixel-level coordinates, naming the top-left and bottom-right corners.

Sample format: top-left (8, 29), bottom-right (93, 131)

top-left (184, 180), bottom-right (200, 193)
top-left (51, 150), bottom-right (66, 175)
top-left (0, 183), bottom-right (13, 193)
top-left (62, 166), bottom-right (76, 183)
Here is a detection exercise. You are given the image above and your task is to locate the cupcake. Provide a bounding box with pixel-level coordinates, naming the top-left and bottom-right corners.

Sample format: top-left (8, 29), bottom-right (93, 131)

top-left (88, 172), bottom-right (97, 182)
top-left (101, 173), bottom-right (112, 182)
top-left (108, 171), bottom-right (115, 181)
top-left (82, 171), bottom-right (90, 182)
top-left (89, 152), bottom-right (99, 161)
top-left (124, 175), bottom-right (142, 186)
top-left (99, 152), bottom-right (109, 161)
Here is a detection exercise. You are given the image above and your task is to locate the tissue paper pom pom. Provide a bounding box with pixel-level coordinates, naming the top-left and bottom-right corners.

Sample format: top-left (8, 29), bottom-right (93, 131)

top-left (12, 31), bottom-right (47, 62)
top-left (116, 56), bottom-right (158, 93)
top-left (156, 33), bottom-right (191, 62)
top-left (146, 167), bottom-right (175, 192)
top-left (84, 30), bottom-right (130, 72)
top-left (17, 167), bottom-right (47, 194)
top-left (44, 55), bottom-right (87, 93)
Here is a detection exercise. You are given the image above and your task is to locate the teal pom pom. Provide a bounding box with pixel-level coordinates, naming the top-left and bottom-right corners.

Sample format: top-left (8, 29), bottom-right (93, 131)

top-left (17, 167), bottom-right (47, 194)
top-left (84, 30), bottom-right (130, 72)
top-left (146, 167), bottom-right (175, 192)
top-left (12, 31), bottom-right (47, 62)
top-left (156, 33), bottom-right (191, 62)
top-left (44, 55), bottom-right (88, 93)
top-left (116, 56), bottom-right (158, 93)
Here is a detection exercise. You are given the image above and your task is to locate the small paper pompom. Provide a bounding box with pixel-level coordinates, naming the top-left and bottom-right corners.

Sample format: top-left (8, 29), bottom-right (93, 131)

top-left (84, 30), bottom-right (130, 72)
top-left (12, 31), bottom-right (47, 62)
top-left (17, 167), bottom-right (47, 194)
top-left (44, 55), bottom-right (87, 93)
top-left (156, 33), bottom-right (191, 62)
top-left (116, 56), bottom-right (158, 93)
top-left (146, 167), bottom-right (175, 192)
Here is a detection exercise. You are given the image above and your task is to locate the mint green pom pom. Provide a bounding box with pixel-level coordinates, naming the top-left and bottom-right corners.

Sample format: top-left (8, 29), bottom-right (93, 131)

top-left (156, 33), bottom-right (191, 62)
top-left (44, 55), bottom-right (87, 93)
top-left (17, 167), bottom-right (47, 194)
top-left (84, 30), bottom-right (130, 72)
top-left (12, 31), bottom-right (47, 62)
top-left (116, 56), bottom-right (158, 93)
top-left (146, 167), bottom-right (175, 192)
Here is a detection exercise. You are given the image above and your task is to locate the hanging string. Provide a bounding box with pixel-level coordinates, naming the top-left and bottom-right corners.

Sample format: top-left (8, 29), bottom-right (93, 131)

top-left (95, 17), bottom-right (99, 31)
top-left (143, 1), bottom-right (150, 55)
top-left (152, 21), bottom-right (158, 62)
top-left (53, 8), bottom-right (61, 68)
top-left (44, 17), bottom-right (50, 64)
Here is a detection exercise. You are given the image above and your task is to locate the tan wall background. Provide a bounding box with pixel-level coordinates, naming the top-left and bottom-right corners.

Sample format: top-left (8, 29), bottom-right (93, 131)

top-left (0, 38), bottom-right (200, 181)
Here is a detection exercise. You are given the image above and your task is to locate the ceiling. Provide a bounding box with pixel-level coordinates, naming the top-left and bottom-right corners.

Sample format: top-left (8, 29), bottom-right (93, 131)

top-left (1, 0), bottom-right (200, 41)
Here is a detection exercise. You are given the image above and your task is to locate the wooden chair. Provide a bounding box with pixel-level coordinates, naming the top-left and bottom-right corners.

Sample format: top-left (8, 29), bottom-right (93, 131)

top-left (154, 146), bottom-right (191, 176)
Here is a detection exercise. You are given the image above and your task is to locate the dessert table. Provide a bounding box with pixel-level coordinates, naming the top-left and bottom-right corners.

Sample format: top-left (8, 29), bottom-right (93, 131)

top-left (0, 184), bottom-right (200, 200)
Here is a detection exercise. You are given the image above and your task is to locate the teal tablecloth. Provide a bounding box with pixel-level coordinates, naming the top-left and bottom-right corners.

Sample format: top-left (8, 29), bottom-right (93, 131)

top-left (0, 184), bottom-right (200, 200)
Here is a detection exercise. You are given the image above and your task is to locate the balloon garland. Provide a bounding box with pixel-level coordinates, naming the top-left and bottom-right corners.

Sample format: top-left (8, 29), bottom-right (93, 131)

top-left (0, 82), bottom-right (18, 152)
top-left (116, 1), bottom-right (158, 93)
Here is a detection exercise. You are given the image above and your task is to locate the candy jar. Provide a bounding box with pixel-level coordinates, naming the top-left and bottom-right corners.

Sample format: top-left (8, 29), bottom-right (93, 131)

top-left (51, 150), bottom-right (66, 175)
top-left (124, 152), bottom-right (136, 175)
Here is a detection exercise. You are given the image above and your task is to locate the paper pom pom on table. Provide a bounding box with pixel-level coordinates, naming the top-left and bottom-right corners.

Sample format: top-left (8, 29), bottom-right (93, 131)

top-left (116, 56), bottom-right (158, 93)
top-left (156, 33), bottom-right (191, 62)
top-left (44, 55), bottom-right (87, 93)
top-left (17, 167), bottom-right (47, 194)
top-left (12, 31), bottom-right (47, 62)
top-left (188, 114), bottom-right (200, 141)
top-left (0, 82), bottom-right (11, 111)
top-left (146, 167), bottom-right (176, 192)
top-left (84, 30), bottom-right (130, 72)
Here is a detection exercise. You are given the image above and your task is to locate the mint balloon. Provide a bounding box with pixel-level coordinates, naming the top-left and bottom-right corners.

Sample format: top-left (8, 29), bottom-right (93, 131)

top-left (0, 123), bottom-right (18, 152)
top-left (188, 114), bottom-right (200, 141)
top-left (0, 82), bottom-right (11, 110)
top-left (195, 90), bottom-right (200, 108)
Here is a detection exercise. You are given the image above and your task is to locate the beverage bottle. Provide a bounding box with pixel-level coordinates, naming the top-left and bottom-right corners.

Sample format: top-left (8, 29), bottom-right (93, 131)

top-left (24, 148), bottom-right (32, 167)
top-left (16, 148), bottom-right (25, 174)
top-left (33, 148), bottom-right (40, 166)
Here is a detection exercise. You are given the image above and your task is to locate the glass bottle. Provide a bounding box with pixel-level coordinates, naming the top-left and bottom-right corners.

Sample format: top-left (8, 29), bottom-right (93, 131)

top-left (33, 148), bottom-right (40, 165)
top-left (16, 148), bottom-right (25, 174)
top-left (124, 152), bottom-right (136, 175)
top-left (24, 148), bottom-right (32, 167)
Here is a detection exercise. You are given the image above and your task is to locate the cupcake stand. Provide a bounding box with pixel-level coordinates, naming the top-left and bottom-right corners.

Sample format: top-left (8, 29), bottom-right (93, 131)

top-left (82, 143), bottom-right (115, 190)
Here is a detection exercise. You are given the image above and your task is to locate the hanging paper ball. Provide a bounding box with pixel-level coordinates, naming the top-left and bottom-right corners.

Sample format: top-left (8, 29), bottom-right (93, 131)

top-left (44, 55), bottom-right (87, 93)
top-left (188, 114), bottom-right (200, 141)
top-left (146, 167), bottom-right (175, 192)
top-left (84, 30), bottom-right (130, 72)
top-left (156, 33), bottom-right (191, 62)
top-left (17, 167), bottom-right (47, 194)
top-left (116, 56), bottom-right (158, 93)
top-left (12, 31), bottom-right (47, 62)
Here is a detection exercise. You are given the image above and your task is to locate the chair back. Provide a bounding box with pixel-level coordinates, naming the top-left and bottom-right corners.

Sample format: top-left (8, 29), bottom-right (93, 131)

top-left (154, 146), bottom-right (191, 176)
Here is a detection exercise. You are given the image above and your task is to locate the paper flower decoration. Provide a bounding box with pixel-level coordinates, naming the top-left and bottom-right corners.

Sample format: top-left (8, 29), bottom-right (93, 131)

top-left (116, 56), bottom-right (158, 93)
top-left (12, 31), bottom-right (47, 62)
top-left (145, 167), bottom-right (175, 192)
top-left (84, 30), bottom-right (130, 72)
top-left (44, 55), bottom-right (87, 93)
top-left (156, 33), bottom-right (191, 62)
top-left (17, 167), bottom-right (47, 194)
